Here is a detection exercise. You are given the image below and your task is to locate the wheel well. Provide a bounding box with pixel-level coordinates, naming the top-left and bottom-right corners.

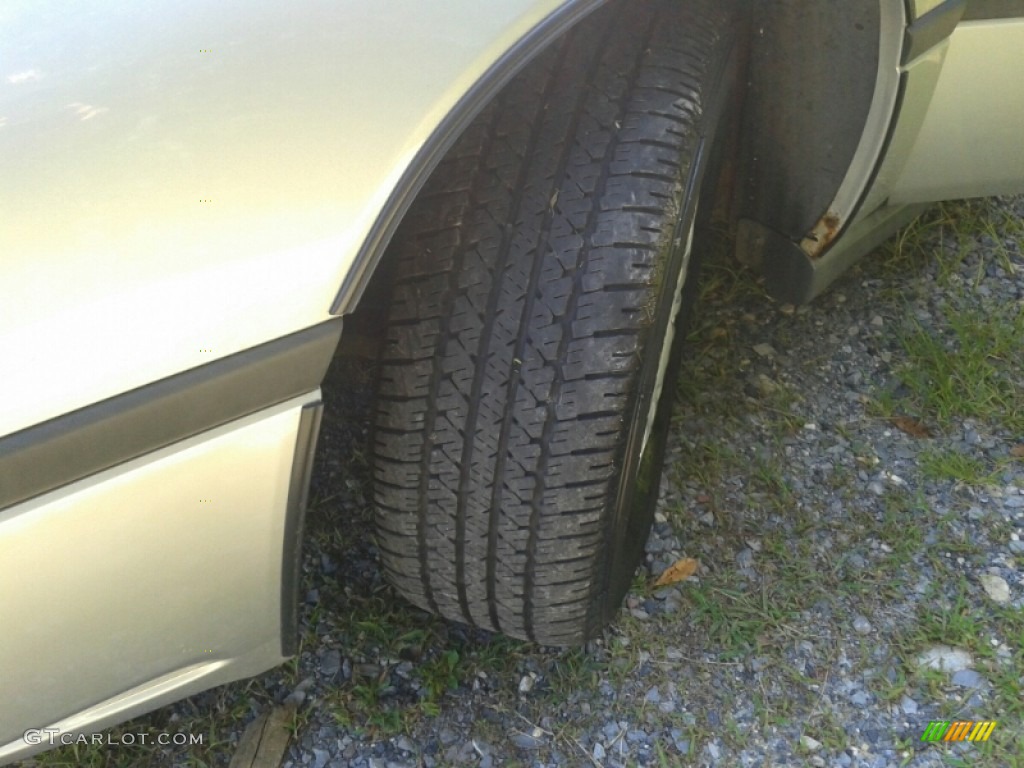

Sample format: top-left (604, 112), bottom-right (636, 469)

top-left (343, 0), bottom-right (884, 329)
top-left (736, 0), bottom-right (882, 243)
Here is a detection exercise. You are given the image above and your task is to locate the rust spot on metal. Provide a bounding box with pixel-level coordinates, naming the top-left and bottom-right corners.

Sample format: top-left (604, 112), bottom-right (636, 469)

top-left (800, 210), bottom-right (843, 259)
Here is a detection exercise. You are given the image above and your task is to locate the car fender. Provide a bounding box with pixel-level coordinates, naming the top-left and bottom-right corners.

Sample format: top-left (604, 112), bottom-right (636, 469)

top-left (0, 0), bottom-right (606, 438)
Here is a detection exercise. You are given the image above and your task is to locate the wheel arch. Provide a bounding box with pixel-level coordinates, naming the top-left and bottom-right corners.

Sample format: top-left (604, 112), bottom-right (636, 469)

top-left (331, 0), bottom-right (937, 319)
top-left (329, 0), bottom-right (611, 317)
top-left (334, 0), bottom-right (916, 317)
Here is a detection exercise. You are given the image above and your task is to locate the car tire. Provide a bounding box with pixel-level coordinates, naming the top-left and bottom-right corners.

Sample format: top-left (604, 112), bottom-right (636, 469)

top-left (372, 0), bottom-right (737, 645)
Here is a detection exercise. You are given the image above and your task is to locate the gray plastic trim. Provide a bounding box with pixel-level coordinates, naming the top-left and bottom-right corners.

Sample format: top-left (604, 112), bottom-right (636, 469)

top-left (964, 0), bottom-right (1024, 20)
top-left (280, 400), bottom-right (323, 657)
top-left (904, 0), bottom-right (967, 63)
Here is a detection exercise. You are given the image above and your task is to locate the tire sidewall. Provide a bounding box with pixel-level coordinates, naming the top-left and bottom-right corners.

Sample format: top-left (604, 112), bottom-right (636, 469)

top-left (596, 26), bottom-right (742, 632)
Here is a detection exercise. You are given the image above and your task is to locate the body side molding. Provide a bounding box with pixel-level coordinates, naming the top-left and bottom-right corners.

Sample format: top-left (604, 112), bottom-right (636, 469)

top-left (0, 319), bottom-right (342, 512)
top-left (963, 0), bottom-right (1024, 20)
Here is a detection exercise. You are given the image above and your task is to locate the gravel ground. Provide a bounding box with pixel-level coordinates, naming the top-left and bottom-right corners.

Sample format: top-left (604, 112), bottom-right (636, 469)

top-left (21, 198), bottom-right (1022, 768)
top-left (269, 196), bottom-right (1022, 768)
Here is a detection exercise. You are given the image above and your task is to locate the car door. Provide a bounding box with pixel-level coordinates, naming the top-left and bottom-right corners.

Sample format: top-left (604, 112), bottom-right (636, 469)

top-left (875, 0), bottom-right (1024, 205)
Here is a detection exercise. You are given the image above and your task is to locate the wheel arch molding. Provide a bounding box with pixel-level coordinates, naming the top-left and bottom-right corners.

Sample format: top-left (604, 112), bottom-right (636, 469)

top-left (329, 0), bottom-right (610, 317)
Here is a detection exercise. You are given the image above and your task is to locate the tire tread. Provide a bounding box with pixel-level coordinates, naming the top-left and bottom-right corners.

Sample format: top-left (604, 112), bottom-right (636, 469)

top-left (374, 0), bottom-right (733, 644)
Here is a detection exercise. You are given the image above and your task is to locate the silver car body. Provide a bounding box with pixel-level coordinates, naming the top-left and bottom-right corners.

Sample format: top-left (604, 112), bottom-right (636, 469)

top-left (2, 0), bottom-right (1023, 761)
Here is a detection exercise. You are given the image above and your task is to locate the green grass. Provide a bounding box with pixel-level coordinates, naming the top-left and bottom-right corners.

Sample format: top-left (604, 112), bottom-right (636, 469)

top-left (873, 199), bottom-right (1024, 436)
top-left (653, 197), bottom-right (1024, 766)
top-left (867, 242), bottom-right (1024, 760)
top-left (873, 199), bottom-right (1024, 288)
top-left (891, 302), bottom-right (1024, 435)
top-left (886, 577), bottom-right (1024, 767)
top-left (920, 448), bottom-right (1002, 486)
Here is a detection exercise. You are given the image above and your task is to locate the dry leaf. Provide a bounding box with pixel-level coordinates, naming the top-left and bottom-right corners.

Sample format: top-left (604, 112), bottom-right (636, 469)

top-left (1010, 444), bottom-right (1024, 458)
top-left (889, 416), bottom-right (932, 438)
top-left (653, 557), bottom-right (699, 587)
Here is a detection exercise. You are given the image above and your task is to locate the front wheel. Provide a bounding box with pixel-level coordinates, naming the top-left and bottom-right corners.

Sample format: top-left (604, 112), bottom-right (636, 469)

top-left (372, 0), bottom-right (737, 645)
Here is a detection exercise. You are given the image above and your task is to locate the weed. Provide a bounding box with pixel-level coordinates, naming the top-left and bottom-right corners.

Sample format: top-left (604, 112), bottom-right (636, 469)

top-left (920, 448), bottom-right (1000, 486)
top-left (418, 649), bottom-right (460, 701)
top-left (886, 297), bottom-right (1024, 437)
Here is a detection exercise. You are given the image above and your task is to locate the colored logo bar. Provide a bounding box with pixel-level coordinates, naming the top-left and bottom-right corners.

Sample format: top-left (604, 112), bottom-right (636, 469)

top-left (920, 721), bottom-right (997, 742)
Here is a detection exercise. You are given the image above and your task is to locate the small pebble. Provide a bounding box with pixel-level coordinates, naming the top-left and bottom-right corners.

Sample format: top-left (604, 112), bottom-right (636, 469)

top-left (801, 736), bottom-right (822, 752)
top-left (320, 650), bottom-right (341, 677)
top-left (509, 731), bottom-right (544, 750)
top-left (918, 646), bottom-right (973, 672)
top-left (394, 736), bottom-right (417, 754)
top-left (951, 669), bottom-right (985, 688)
top-left (980, 574), bottom-right (1010, 603)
